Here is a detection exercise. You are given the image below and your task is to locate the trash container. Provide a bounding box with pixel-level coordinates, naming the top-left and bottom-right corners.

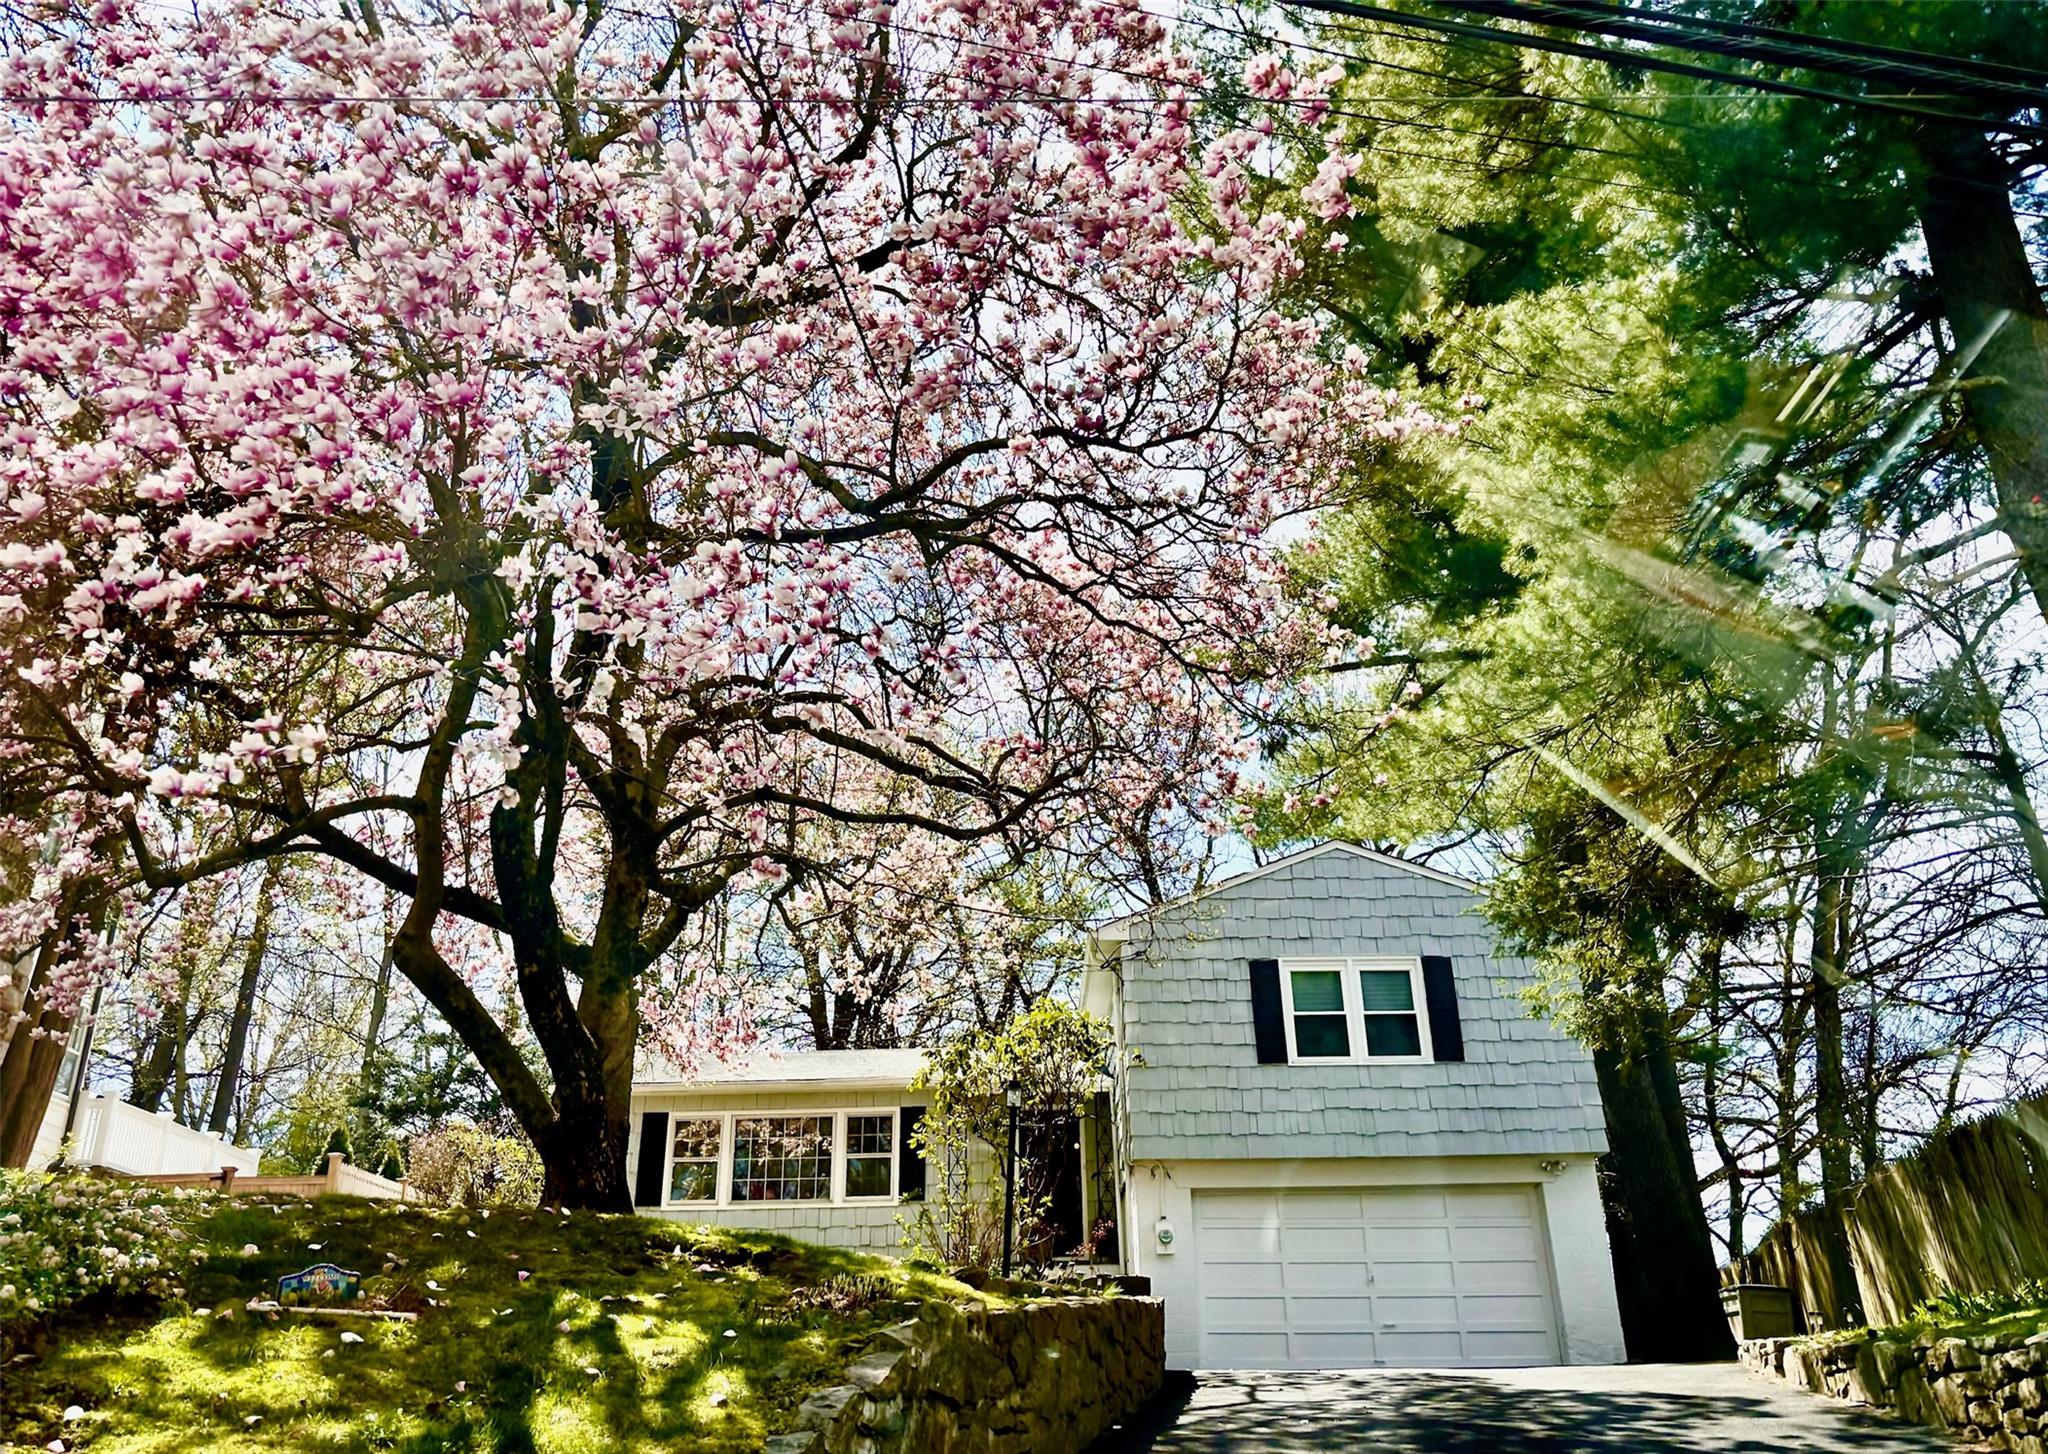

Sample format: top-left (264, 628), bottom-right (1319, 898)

top-left (1721, 1282), bottom-right (1796, 1341)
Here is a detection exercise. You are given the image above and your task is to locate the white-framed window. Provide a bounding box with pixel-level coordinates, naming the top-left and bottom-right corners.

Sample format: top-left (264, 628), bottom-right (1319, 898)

top-left (53, 1017), bottom-right (88, 1098)
top-left (731, 1115), bottom-right (834, 1202)
top-left (658, 1108), bottom-right (908, 1209)
top-left (1278, 956), bottom-right (1432, 1065)
top-left (668, 1116), bottom-right (722, 1203)
top-left (843, 1113), bottom-right (895, 1200)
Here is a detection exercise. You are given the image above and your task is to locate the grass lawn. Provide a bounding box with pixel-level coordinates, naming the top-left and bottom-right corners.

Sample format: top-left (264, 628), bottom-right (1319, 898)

top-left (1, 1194), bottom-right (987, 1454)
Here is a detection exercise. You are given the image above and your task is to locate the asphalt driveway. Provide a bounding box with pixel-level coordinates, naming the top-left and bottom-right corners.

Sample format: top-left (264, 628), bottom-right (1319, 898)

top-left (1097, 1363), bottom-right (1954, 1453)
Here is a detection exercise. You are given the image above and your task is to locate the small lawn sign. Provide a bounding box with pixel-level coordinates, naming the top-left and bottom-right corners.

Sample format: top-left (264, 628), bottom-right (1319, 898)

top-left (278, 1263), bottom-right (363, 1305)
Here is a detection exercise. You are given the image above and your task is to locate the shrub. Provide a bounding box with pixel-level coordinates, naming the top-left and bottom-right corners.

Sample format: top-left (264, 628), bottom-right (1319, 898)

top-left (905, 1001), bottom-right (1111, 1271)
top-left (0, 1171), bottom-right (209, 1324)
top-left (406, 1122), bottom-right (544, 1207)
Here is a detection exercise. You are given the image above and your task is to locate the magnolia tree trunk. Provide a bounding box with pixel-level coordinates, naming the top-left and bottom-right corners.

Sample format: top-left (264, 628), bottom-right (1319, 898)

top-left (0, 970), bottom-right (68, 1169)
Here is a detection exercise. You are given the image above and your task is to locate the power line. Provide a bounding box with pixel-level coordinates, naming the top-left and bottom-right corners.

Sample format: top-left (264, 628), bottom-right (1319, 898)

top-left (1280, 0), bottom-right (2048, 139)
top-left (1447, 0), bottom-right (2048, 97)
top-left (1429, 0), bottom-right (2048, 110)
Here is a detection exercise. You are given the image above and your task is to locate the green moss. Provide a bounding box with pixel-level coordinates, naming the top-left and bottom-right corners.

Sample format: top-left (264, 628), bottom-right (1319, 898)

top-left (2, 1194), bottom-right (990, 1453)
top-left (1802, 1281), bottom-right (2048, 1354)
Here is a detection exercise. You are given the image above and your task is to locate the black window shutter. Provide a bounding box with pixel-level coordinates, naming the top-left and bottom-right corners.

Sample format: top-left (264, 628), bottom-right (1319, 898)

top-left (1421, 956), bottom-right (1465, 1062)
top-left (898, 1106), bottom-right (926, 1201)
top-left (633, 1110), bottom-right (669, 1207)
top-left (1249, 959), bottom-right (1287, 1064)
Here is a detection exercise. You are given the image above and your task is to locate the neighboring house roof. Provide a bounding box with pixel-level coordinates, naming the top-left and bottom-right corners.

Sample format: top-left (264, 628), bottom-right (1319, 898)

top-left (1092, 840), bottom-right (1478, 945)
top-left (634, 1046), bottom-right (927, 1092)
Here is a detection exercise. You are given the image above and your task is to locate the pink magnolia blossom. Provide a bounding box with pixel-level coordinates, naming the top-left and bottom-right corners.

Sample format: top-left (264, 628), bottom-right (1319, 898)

top-left (0, 0), bottom-right (1448, 1199)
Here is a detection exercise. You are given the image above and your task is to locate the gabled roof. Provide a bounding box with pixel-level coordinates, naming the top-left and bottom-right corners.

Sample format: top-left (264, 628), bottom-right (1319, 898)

top-left (634, 1046), bottom-right (927, 1092)
top-left (1092, 840), bottom-right (1478, 945)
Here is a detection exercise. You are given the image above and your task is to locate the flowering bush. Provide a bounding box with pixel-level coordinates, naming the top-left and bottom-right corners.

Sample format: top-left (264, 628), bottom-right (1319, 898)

top-left (406, 1124), bottom-right (545, 1208)
top-left (0, 1171), bottom-right (210, 1324)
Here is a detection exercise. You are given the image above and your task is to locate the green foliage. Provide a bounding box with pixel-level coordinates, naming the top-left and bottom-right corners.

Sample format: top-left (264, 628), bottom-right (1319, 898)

top-left (904, 1002), bottom-right (1111, 1269)
top-left (1906, 1280), bottom-right (2048, 1332)
top-left (318, 1125), bottom-right (352, 1169)
top-left (0, 1172), bottom-right (211, 1324)
top-left (0, 1189), bottom-right (992, 1453)
top-left (406, 1122), bottom-right (546, 1208)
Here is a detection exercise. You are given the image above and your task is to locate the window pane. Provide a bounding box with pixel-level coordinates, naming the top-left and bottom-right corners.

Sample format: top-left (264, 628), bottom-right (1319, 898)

top-left (669, 1160), bottom-right (716, 1202)
top-left (1359, 970), bottom-right (1415, 1013)
top-left (846, 1114), bottom-right (893, 1156)
top-left (1294, 1012), bottom-right (1351, 1058)
top-left (1290, 970), bottom-right (1345, 1013)
top-left (671, 1117), bottom-right (722, 1160)
top-left (731, 1116), bottom-right (833, 1202)
top-left (845, 1155), bottom-right (892, 1198)
top-left (1364, 1014), bottom-right (1423, 1058)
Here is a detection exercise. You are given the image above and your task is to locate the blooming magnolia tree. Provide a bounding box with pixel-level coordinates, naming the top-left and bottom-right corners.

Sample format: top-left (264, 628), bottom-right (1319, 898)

top-left (0, 0), bottom-right (1439, 1203)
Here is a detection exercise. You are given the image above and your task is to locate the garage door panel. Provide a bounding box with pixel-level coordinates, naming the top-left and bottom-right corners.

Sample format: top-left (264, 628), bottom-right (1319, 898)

top-left (1458, 1259), bottom-right (1549, 1295)
top-left (1282, 1191), bottom-right (1367, 1220)
top-left (1206, 1331), bottom-right (1291, 1366)
top-left (1205, 1260), bottom-right (1286, 1293)
top-left (1205, 1294), bottom-right (1288, 1325)
top-left (1285, 1224), bottom-right (1368, 1260)
top-left (1287, 1293), bottom-right (1375, 1327)
top-left (1373, 1257), bottom-right (1458, 1292)
top-left (1376, 1294), bottom-right (1461, 1325)
top-left (1466, 1330), bottom-right (1560, 1363)
top-left (1461, 1293), bottom-right (1554, 1327)
top-left (1195, 1185), bottom-right (1561, 1370)
top-left (1287, 1261), bottom-right (1370, 1293)
top-left (1364, 1188), bottom-right (1450, 1220)
top-left (1369, 1224), bottom-right (1453, 1258)
top-left (1447, 1188), bottom-right (1537, 1220)
top-left (1204, 1224), bottom-right (1282, 1258)
top-left (1377, 1330), bottom-right (1467, 1363)
top-left (1454, 1223), bottom-right (1544, 1258)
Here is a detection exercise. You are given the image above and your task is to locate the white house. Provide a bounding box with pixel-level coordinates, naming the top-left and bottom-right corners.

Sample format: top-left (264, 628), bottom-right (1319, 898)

top-left (626, 841), bottom-right (1626, 1373)
top-left (625, 1046), bottom-right (1112, 1259)
top-left (626, 1047), bottom-right (940, 1253)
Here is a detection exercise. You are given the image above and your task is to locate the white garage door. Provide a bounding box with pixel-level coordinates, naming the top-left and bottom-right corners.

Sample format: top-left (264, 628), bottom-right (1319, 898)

top-left (1194, 1186), bottom-right (1560, 1369)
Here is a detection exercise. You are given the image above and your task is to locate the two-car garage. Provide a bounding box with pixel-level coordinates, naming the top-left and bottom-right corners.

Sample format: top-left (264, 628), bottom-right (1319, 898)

top-left (1191, 1184), bottom-right (1564, 1369)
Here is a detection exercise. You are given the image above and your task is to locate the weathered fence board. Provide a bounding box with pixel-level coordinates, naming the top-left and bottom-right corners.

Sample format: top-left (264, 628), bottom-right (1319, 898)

top-left (1723, 1096), bottom-right (2048, 1329)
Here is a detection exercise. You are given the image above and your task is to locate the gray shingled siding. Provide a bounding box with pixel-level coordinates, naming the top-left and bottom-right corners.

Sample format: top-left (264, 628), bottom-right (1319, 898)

top-left (1118, 849), bottom-right (1607, 1162)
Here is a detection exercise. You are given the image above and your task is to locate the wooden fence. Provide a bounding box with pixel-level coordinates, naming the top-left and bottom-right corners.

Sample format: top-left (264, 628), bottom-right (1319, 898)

top-left (110, 1151), bottom-right (420, 1203)
top-left (1723, 1095), bottom-right (2048, 1330)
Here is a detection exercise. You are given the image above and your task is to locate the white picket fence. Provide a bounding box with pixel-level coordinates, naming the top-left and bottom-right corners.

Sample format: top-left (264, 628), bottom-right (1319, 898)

top-left (62, 1094), bottom-right (261, 1177)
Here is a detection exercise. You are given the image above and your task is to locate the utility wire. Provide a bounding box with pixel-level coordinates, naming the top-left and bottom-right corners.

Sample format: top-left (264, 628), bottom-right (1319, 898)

top-left (1280, 0), bottom-right (2048, 139)
top-left (1429, 0), bottom-right (2048, 110)
top-left (1455, 0), bottom-right (2048, 95)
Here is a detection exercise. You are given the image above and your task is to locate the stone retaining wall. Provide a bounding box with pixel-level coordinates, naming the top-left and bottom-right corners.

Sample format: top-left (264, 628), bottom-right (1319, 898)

top-left (1741, 1326), bottom-right (2048, 1451)
top-left (769, 1295), bottom-right (1166, 1454)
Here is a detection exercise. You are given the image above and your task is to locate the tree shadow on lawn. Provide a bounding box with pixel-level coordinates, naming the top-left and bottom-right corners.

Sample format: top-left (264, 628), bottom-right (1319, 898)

top-left (1097, 1368), bottom-right (1948, 1454)
top-left (3, 1199), bottom-right (931, 1454)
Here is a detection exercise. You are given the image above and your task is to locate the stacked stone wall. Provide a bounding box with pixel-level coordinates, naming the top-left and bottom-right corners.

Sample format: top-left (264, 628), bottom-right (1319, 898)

top-left (770, 1295), bottom-right (1166, 1454)
top-left (1742, 1326), bottom-right (2048, 1450)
